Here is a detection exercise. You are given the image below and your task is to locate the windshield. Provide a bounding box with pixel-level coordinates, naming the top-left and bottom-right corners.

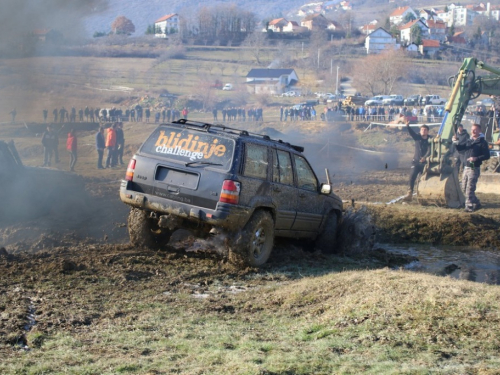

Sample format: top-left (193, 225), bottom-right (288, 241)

top-left (141, 126), bottom-right (235, 171)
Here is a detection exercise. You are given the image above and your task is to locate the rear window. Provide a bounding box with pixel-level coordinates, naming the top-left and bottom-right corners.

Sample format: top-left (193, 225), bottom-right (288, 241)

top-left (141, 126), bottom-right (235, 170)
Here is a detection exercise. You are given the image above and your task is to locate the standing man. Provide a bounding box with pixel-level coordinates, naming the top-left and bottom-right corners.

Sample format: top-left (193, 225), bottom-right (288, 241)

top-left (182, 107), bottom-right (188, 119)
top-left (9, 108), bottom-right (16, 123)
top-left (41, 125), bottom-right (57, 166)
top-left (66, 129), bottom-right (77, 171)
top-left (115, 123), bottom-right (125, 165)
top-left (454, 123), bottom-right (490, 212)
top-left (404, 120), bottom-right (431, 201)
top-left (42, 109), bottom-right (48, 123)
top-left (105, 124), bottom-right (117, 168)
top-left (95, 126), bottom-right (105, 169)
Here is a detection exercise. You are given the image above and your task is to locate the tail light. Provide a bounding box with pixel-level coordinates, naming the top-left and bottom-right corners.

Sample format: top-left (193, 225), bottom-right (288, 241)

top-left (125, 158), bottom-right (136, 181)
top-left (219, 180), bottom-right (240, 204)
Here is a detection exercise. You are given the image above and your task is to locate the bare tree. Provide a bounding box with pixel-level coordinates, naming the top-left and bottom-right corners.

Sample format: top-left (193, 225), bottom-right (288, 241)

top-left (352, 50), bottom-right (408, 95)
top-left (242, 31), bottom-right (268, 65)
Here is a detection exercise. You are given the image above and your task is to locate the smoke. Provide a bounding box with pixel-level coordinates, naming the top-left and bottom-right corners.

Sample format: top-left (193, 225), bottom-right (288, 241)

top-left (271, 123), bottom-right (401, 185)
top-left (0, 0), bottom-right (108, 50)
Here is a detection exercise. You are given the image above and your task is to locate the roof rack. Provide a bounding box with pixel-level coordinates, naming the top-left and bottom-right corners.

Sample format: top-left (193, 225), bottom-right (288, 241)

top-left (170, 119), bottom-right (305, 152)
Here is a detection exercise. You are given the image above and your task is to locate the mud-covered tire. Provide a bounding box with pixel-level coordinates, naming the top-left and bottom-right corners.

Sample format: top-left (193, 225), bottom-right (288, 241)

top-left (128, 208), bottom-right (172, 248)
top-left (229, 210), bottom-right (274, 267)
top-left (315, 211), bottom-right (339, 254)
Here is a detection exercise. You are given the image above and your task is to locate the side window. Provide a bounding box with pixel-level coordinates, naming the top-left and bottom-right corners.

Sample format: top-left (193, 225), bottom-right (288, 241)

top-left (272, 150), bottom-right (293, 185)
top-left (243, 143), bottom-right (268, 180)
top-left (293, 155), bottom-right (318, 191)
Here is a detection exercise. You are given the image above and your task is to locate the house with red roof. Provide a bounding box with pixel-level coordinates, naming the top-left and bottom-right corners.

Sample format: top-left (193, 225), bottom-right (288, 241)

top-left (268, 18), bottom-right (288, 33)
top-left (419, 39), bottom-right (441, 57)
top-left (399, 19), bottom-right (429, 45)
top-left (426, 19), bottom-right (447, 42)
top-left (389, 6), bottom-right (418, 25)
top-left (154, 14), bottom-right (179, 38)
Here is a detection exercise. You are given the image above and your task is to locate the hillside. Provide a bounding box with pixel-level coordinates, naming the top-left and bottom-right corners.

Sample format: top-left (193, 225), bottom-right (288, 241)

top-left (82, 0), bottom-right (308, 37)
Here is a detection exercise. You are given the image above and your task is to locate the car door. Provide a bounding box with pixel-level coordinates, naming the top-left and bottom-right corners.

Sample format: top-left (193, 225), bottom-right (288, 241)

top-left (291, 154), bottom-right (325, 233)
top-left (270, 148), bottom-right (297, 231)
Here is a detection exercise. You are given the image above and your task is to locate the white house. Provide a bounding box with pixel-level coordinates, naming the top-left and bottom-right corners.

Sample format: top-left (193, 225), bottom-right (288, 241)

top-left (245, 68), bottom-right (299, 95)
top-left (444, 6), bottom-right (478, 26)
top-left (399, 19), bottom-right (429, 44)
top-left (389, 6), bottom-right (418, 25)
top-left (365, 27), bottom-right (399, 54)
top-left (283, 21), bottom-right (308, 33)
top-left (154, 14), bottom-right (179, 37)
top-left (268, 18), bottom-right (288, 32)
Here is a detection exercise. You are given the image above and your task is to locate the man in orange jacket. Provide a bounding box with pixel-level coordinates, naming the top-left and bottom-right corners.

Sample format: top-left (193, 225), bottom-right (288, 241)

top-left (105, 123), bottom-right (117, 168)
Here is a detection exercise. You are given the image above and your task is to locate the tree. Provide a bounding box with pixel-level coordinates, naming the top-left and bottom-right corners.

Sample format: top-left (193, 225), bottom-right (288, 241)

top-left (352, 50), bottom-right (408, 95)
top-left (410, 25), bottom-right (423, 45)
top-left (402, 13), bottom-right (416, 24)
top-left (242, 31), bottom-right (268, 65)
top-left (111, 16), bottom-right (135, 35)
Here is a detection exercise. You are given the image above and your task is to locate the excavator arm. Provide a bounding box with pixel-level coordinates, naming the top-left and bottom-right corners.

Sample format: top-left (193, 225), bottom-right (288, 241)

top-left (417, 57), bottom-right (500, 208)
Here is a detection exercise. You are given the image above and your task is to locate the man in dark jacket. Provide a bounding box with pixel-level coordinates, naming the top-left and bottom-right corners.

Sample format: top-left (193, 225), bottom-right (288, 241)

top-left (404, 120), bottom-right (431, 201)
top-left (95, 126), bottom-right (105, 169)
top-left (454, 123), bottom-right (490, 212)
top-left (41, 125), bottom-right (58, 166)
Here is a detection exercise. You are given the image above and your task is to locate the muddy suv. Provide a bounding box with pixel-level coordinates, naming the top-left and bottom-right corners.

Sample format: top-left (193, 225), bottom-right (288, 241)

top-left (120, 120), bottom-right (343, 267)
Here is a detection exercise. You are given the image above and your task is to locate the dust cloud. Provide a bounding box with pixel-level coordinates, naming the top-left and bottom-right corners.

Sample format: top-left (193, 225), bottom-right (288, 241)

top-left (274, 124), bottom-right (401, 185)
top-left (0, 0), bottom-right (108, 52)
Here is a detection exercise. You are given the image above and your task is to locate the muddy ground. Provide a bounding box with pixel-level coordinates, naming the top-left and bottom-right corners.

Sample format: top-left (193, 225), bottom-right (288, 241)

top-left (1, 118), bottom-right (500, 357)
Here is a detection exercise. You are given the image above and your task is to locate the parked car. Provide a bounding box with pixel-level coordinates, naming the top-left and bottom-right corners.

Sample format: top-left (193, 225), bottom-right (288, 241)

top-left (222, 83), bottom-right (233, 91)
top-left (365, 95), bottom-right (391, 106)
top-left (490, 150), bottom-right (500, 158)
top-left (382, 95), bottom-right (404, 106)
top-left (282, 91), bottom-right (299, 97)
top-left (424, 95), bottom-right (446, 105)
top-left (404, 95), bottom-right (424, 106)
top-left (120, 120), bottom-right (343, 267)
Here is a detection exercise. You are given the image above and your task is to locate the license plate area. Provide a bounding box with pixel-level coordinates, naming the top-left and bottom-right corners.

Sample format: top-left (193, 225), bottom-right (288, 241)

top-left (155, 166), bottom-right (199, 190)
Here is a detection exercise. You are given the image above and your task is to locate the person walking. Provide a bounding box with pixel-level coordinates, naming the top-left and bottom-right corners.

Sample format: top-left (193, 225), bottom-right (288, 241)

top-left (9, 108), bottom-right (17, 123)
top-left (404, 120), bottom-right (431, 201)
top-left (95, 126), bottom-right (105, 169)
top-left (182, 107), bottom-right (188, 119)
top-left (43, 109), bottom-right (48, 123)
top-left (454, 123), bottom-right (491, 212)
top-left (66, 129), bottom-right (77, 171)
top-left (105, 124), bottom-right (117, 168)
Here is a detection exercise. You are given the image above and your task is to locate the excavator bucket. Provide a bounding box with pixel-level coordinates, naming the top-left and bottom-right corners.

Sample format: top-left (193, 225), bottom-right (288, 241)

top-left (417, 169), bottom-right (465, 208)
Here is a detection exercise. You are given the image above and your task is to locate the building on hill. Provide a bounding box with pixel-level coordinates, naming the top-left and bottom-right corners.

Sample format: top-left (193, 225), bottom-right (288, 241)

top-left (154, 14), bottom-right (179, 38)
top-left (445, 31), bottom-right (467, 45)
top-left (389, 6), bottom-right (418, 26)
top-left (32, 29), bottom-right (63, 43)
top-left (283, 21), bottom-right (308, 33)
top-left (419, 39), bottom-right (441, 58)
top-left (419, 9), bottom-right (439, 21)
top-left (301, 14), bottom-right (338, 31)
top-left (445, 5), bottom-right (478, 26)
top-left (359, 20), bottom-right (378, 36)
top-left (399, 19), bottom-right (429, 45)
top-left (426, 19), bottom-right (447, 42)
top-left (245, 68), bottom-right (299, 95)
top-left (365, 27), bottom-right (399, 54)
top-left (267, 18), bottom-right (288, 32)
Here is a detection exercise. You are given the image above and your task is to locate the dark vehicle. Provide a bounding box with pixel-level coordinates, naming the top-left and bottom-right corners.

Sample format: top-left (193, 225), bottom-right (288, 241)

top-left (120, 120), bottom-right (343, 267)
top-left (404, 95), bottom-right (424, 106)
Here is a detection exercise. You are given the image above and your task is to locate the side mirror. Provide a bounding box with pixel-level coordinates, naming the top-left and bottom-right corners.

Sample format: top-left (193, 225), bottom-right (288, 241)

top-left (320, 183), bottom-right (331, 194)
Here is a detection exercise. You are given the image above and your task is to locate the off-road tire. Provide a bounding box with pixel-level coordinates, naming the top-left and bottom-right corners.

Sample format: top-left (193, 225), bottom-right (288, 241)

top-left (314, 211), bottom-right (339, 254)
top-left (228, 210), bottom-right (274, 267)
top-left (128, 208), bottom-right (172, 248)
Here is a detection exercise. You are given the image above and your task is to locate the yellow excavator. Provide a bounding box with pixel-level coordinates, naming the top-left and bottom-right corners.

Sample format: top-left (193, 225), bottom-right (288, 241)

top-left (417, 57), bottom-right (500, 208)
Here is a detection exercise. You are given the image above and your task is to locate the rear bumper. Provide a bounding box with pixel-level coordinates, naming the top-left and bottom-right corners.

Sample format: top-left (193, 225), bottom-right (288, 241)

top-left (119, 180), bottom-right (251, 231)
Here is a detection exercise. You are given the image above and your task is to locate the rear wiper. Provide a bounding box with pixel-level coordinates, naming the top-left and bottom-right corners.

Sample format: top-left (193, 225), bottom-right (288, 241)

top-left (185, 161), bottom-right (223, 167)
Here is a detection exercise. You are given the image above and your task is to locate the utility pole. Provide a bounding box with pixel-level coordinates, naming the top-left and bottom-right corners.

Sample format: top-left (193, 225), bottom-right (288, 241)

top-left (336, 66), bottom-right (339, 95)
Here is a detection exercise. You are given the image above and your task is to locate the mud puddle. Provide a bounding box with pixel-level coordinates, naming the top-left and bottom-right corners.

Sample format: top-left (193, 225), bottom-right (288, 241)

top-left (383, 243), bottom-right (500, 284)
